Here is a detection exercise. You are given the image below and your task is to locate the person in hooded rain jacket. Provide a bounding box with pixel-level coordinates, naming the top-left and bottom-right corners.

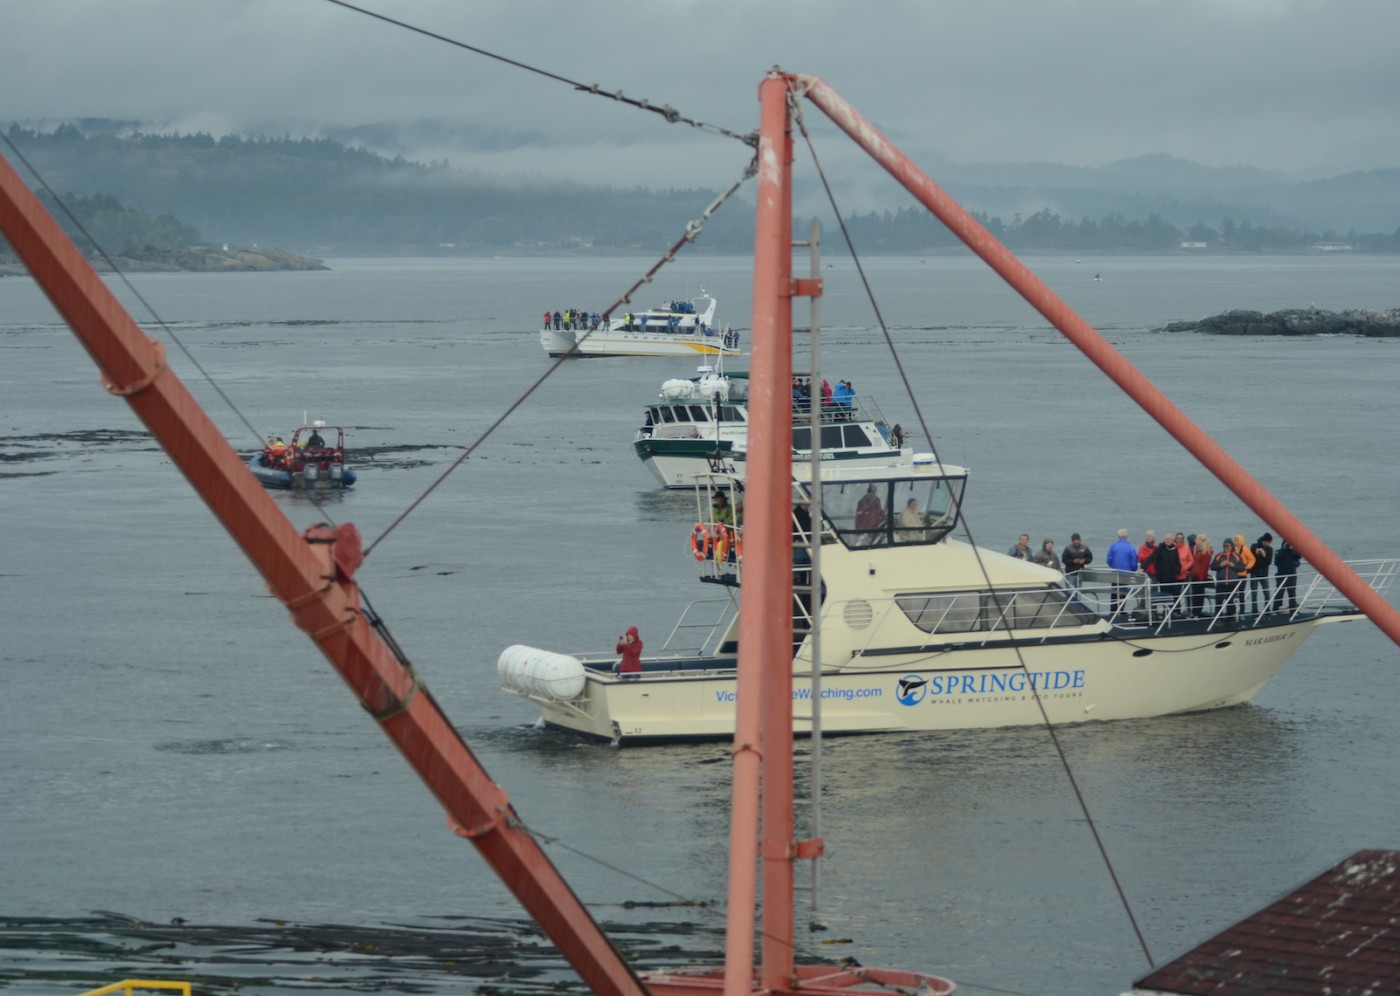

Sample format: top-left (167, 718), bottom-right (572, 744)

top-left (1031, 538), bottom-right (1061, 571)
top-left (615, 626), bottom-right (643, 675)
top-left (1234, 534), bottom-right (1256, 579)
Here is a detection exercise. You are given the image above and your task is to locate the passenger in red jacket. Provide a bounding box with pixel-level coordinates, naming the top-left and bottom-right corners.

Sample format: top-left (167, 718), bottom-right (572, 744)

top-left (615, 626), bottom-right (644, 676)
top-left (1137, 530), bottom-right (1158, 578)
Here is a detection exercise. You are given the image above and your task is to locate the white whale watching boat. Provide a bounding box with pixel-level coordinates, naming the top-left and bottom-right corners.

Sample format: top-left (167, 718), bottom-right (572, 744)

top-left (633, 364), bottom-right (909, 488)
top-left (540, 292), bottom-right (741, 358)
top-left (501, 460), bottom-right (1396, 744)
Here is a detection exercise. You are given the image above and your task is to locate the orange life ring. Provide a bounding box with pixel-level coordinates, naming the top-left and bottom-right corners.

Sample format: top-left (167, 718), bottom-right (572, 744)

top-left (734, 529), bottom-right (743, 562)
top-left (691, 522), bottom-right (711, 561)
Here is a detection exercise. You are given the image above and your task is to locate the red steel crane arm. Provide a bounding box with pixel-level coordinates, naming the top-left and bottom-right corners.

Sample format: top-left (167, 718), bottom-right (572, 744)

top-left (0, 153), bottom-right (647, 996)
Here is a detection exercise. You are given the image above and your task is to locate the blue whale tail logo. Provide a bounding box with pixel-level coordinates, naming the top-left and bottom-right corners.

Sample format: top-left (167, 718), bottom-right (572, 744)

top-left (896, 675), bottom-right (928, 705)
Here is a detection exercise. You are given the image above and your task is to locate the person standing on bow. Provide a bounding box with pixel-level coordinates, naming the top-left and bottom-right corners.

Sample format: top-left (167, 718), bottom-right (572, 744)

top-left (1137, 530), bottom-right (1158, 582)
top-left (1189, 534), bottom-right (1214, 616)
top-left (1144, 532), bottom-right (1183, 619)
top-left (1008, 533), bottom-right (1032, 560)
top-left (1031, 538), bottom-right (1062, 571)
top-left (1061, 533), bottom-right (1093, 585)
top-left (1212, 539), bottom-right (1245, 620)
top-left (1274, 537), bottom-right (1302, 613)
top-left (1106, 528), bottom-right (1138, 613)
top-left (1249, 533), bottom-right (1274, 615)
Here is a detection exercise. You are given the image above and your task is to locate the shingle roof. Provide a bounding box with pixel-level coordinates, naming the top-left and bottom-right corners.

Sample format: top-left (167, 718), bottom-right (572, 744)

top-left (1132, 849), bottom-right (1400, 995)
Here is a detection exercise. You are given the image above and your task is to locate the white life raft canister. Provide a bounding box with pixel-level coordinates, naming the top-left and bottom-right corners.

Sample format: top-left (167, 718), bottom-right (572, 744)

top-left (497, 645), bottom-right (587, 701)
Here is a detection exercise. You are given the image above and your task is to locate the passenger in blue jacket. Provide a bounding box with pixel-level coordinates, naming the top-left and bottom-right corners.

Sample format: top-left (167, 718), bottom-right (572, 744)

top-left (1105, 528), bottom-right (1138, 613)
top-left (1106, 529), bottom-right (1137, 572)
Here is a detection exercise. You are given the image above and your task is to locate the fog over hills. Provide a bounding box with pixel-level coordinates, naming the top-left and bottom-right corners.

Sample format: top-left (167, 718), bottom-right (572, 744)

top-left (5, 119), bottom-right (1399, 254)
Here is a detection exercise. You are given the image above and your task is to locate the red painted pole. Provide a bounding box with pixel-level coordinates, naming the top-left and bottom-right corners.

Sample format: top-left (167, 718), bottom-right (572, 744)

top-left (0, 150), bottom-right (648, 996)
top-left (722, 71), bottom-right (797, 996)
top-left (755, 74), bottom-right (798, 995)
top-left (796, 72), bottom-right (1400, 650)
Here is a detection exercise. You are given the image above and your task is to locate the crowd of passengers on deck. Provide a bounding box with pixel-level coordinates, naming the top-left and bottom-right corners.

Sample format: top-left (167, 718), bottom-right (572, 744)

top-left (792, 377), bottom-right (857, 416)
top-left (1005, 528), bottom-right (1305, 620)
top-left (696, 490), bottom-right (1307, 621)
top-left (543, 307), bottom-right (600, 331)
top-left (543, 301), bottom-right (711, 335)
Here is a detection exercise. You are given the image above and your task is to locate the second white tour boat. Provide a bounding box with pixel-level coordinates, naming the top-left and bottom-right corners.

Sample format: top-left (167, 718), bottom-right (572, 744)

top-left (633, 364), bottom-right (909, 488)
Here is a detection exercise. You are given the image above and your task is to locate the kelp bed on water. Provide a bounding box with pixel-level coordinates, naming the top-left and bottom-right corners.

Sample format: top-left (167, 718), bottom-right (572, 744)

top-left (0, 911), bottom-right (728, 994)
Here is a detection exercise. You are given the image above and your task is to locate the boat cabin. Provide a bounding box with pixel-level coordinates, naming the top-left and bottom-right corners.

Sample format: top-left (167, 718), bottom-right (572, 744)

top-left (797, 459), bottom-right (966, 547)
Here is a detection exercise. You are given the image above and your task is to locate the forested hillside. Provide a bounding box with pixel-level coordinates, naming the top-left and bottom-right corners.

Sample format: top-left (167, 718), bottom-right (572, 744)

top-left (5, 124), bottom-right (754, 254)
top-left (5, 123), bottom-right (1400, 255)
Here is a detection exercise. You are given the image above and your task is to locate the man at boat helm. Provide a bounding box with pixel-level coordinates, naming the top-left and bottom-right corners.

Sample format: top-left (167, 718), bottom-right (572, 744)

top-left (711, 491), bottom-right (735, 526)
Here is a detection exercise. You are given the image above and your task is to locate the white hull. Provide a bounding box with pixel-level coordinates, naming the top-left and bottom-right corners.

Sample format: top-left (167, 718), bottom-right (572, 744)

top-left (540, 293), bottom-right (739, 357)
top-left (506, 461), bottom-right (1398, 745)
top-left (541, 326), bottom-right (740, 358)
top-left (509, 616), bottom-right (1342, 743)
top-left (638, 447), bottom-right (733, 489)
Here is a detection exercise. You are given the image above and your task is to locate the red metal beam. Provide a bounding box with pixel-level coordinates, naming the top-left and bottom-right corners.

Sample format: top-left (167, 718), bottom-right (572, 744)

top-left (0, 150), bottom-right (647, 996)
top-left (795, 71), bottom-right (1400, 651)
top-left (751, 72), bottom-right (799, 995)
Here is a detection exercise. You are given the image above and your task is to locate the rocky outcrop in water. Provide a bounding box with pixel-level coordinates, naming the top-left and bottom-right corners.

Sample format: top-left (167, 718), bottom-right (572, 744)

top-left (1163, 307), bottom-right (1400, 337)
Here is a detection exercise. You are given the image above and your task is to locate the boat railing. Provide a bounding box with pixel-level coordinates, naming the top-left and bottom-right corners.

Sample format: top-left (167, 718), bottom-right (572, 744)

top-left (788, 393), bottom-right (890, 428)
top-left (657, 597), bottom-right (738, 656)
top-left (825, 557), bottom-right (1400, 654)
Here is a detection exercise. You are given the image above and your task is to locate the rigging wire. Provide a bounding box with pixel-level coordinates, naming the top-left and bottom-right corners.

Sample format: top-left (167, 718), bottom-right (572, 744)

top-left (321, 0), bottom-right (757, 149)
top-left (361, 153), bottom-right (755, 559)
top-left (0, 128), bottom-right (341, 529)
top-left (788, 91), bottom-right (1157, 970)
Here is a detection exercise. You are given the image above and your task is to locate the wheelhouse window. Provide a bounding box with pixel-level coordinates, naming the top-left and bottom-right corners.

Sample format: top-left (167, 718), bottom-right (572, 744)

top-left (793, 425), bottom-right (851, 451)
top-left (689, 405), bottom-right (710, 422)
top-left (812, 475), bottom-right (965, 547)
top-left (895, 587), bottom-right (1097, 633)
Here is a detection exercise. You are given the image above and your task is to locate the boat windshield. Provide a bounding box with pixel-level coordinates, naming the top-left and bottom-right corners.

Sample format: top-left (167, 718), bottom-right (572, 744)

top-left (813, 474), bottom-right (964, 547)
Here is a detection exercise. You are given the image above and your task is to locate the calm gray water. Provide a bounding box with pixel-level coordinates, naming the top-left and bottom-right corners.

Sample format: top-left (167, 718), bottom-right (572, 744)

top-left (3, 253), bottom-right (1400, 994)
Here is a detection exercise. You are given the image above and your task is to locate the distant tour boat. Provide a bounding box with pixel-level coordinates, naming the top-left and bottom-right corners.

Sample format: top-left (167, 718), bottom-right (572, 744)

top-left (539, 292), bottom-right (741, 357)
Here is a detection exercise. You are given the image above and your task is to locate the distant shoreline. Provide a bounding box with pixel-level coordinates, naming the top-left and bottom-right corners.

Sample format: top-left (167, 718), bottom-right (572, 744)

top-left (0, 244), bottom-right (327, 277)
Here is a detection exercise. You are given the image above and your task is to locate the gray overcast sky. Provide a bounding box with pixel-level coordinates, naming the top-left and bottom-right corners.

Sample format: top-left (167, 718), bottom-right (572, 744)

top-left (4, 0), bottom-right (1398, 200)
